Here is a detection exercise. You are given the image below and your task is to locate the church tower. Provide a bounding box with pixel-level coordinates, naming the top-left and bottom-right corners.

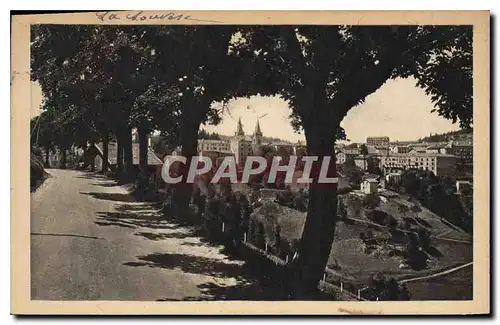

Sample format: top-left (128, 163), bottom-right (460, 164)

top-left (235, 117), bottom-right (245, 138)
top-left (253, 119), bottom-right (263, 146)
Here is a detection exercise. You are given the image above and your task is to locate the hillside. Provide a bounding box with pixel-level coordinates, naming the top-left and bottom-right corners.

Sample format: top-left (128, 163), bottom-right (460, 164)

top-left (248, 189), bottom-right (472, 299)
top-left (419, 129), bottom-right (472, 143)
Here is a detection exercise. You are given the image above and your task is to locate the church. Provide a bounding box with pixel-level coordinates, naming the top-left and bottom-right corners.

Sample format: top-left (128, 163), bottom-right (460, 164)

top-left (230, 117), bottom-right (263, 166)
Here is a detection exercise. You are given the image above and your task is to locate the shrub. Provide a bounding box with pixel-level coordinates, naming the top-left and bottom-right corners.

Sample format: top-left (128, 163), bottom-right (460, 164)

top-left (364, 273), bottom-right (412, 301)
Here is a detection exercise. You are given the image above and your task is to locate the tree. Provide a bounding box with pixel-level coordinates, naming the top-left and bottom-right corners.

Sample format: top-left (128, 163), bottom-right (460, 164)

top-left (417, 227), bottom-right (431, 250)
top-left (345, 166), bottom-right (363, 186)
top-left (363, 193), bottom-right (381, 221)
top-left (398, 204), bottom-right (410, 218)
top-left (31, 111), bottom-right (56, 167)
top-left (402, 170), bottom-right (421, 197)
top-left (366, 156), bottom-right (382, 175)
top-left (239, 25), bottom-right (472, 295)
top-left (359, 144), bottom-right (369, 155)
top-left (139, 26), bottom-right (248, 214)
top-left (337, 197), bottom-right (348, 220)
top-left (411, 204), bottom-right (422, 218)
top-left (198, 129), bottom-right (209, 139)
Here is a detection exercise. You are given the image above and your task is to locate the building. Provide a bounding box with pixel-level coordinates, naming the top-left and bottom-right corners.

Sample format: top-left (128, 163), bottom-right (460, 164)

top-left (450, 139), bottom-right (473, 167)
top-left (270, 142), bottom-right (294, 158)
top-left (385, 172), bottom-right (402, 185)
top-left (456, 180), bottom-right (472, 194)
top-left (390, 145), bottom-right (412, 154)
top-left (293, 141), bottom-right (307, 156)
top-left (361, 178), bottom-right (379, 194)
top-left (366, 136), bottom-right (390, 147)
top-left (199, 150), bottom-right (234, 170)
top-left (336, 150), bottom-right (347, 165)
top-left (336, 148), bottom-right (359, 165)
top-left (452, 133), bottom-right (473, 142)
top-left (229, 117), bottom-right (266, 166)
top-left (198, 139), bottom-right (231, 153)
top-left (354, 155), bottom-right (368, 171)
top-left (407, 143), bottom-right (429, 153)
top-left (380, 152), bottom-right (457, 178)
top-left (374, 146), bottom-right (390, 156)
top-left (253, 119), bottom-right (263, 147)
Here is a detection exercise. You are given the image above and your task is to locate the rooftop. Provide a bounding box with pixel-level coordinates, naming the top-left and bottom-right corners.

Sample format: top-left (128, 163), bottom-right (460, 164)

top-left (384, 152), bottom-right (457, 158)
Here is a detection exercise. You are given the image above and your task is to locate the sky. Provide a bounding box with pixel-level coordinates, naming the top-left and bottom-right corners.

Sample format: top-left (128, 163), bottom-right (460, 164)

top-left (31, 76), bottom-right (460, 143)
top-left (202, 77), bottom-right (460, 143)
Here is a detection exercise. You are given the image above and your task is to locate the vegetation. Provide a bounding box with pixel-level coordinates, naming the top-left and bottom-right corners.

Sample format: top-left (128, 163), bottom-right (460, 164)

top-left (364, 273), bottom-right (411, 301)
top-left (198, 129), bottom-right (222, 140)
top-left (31, 25), bottom-right (472, 297)
top-left (419, 129), bottom-right (472, 143)
top-left (389, 169), bottom-right (472, 233)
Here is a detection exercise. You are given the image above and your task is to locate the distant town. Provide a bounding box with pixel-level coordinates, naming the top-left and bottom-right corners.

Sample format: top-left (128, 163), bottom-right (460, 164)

top-left (43, 116), bottom-right (473, 200)
top-left (28, 23), bottom-right (476, 303)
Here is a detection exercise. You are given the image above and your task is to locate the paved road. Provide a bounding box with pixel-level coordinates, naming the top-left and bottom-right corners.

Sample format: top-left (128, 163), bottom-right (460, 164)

top-left (31, 169), bottom-right (271, 301)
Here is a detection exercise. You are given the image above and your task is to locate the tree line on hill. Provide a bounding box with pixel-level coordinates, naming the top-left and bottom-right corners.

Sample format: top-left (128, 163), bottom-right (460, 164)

top-left (30, 25), bottom-right (472, 298)
top-left (386, 169), bottom-right (473, 233)
top-left (418, 128), bottom-right (472, 143)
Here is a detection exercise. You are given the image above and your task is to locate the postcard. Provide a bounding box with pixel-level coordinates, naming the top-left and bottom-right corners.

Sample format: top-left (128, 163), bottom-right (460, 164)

top-left (11, 10), bottom-right (490, 315)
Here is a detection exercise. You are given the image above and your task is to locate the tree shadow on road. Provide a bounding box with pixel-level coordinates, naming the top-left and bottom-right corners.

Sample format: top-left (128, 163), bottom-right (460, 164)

top-left (135, 231), bottom-right (197, 240)
top-left (156, 281), bottom-right (287, 301)
top-left (74, 172), bottom-right (107, 180)
top-left (81, 192), bottom-right (136, 202)
top-left (123, 252), bottom-right (247, 279)
top-left (125, 252), bottom-right (296, 301)
top-left (94, 202), bottom-right (183, 230)
top-left (90, 182), bottom-right (119, 188)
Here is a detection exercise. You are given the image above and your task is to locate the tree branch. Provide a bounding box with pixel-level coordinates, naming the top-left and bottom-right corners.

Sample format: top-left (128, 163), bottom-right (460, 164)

top-left (279, 27), bottom-right (311, 85)
top-left (333, 28), bottom-right (414, 121)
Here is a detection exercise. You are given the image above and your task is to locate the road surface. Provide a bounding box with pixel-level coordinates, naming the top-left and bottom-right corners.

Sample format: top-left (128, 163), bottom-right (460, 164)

top-left (31, 169), bottom-right (273, 301)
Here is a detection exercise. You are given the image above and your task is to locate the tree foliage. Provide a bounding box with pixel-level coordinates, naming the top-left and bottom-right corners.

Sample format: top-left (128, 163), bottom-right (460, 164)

top-left (30, 24), bottom-right (473, 296)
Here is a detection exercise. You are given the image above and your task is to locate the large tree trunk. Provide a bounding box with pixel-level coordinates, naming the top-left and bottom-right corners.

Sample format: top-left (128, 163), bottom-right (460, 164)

top-left (117, 133), bottom-right (124, 174)
top-left (101, 133), bottom-right (109, 174)
top-left (44, 148), bottom-right (50, 168)
top-left (172, 121), bottom-right (199, 219)
top-left (60, 149), bottom-right (67, 169)
top-left (122, 127), bottom-right (134, 183)
top-left (90, 142), bottom-right (96, 172)
top-left (290, 112), bottom-right (339, 298)
top-left (138, 127), bottom-right (149, 189)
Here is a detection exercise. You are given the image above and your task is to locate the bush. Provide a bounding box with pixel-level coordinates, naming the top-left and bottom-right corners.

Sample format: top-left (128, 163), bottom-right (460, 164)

top-left (30, 151), bottom-right (46, 190)
top-left (364, 272), bottom-right (412, 301)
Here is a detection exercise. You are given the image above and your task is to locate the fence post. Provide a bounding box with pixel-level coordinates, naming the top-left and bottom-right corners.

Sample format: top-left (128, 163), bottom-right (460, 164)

top-left (358, 289), bottom-right (361, 299)
top-left (222, 222), bottom-right (225, 233)
top-left (341, 281), bottom-right (343, 292)
top-left (265, 242), bottom-right (268, 252)
top-left (243, 232), bottom-right (247, 243)
top-left (323, 273), bottom-right (326, 282)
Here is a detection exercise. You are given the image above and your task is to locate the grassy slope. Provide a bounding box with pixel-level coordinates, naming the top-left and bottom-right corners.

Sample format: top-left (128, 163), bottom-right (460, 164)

top-left (404, 264), bottom-right (473, 300)
top-left (249, 191), bottom-right (472, 288)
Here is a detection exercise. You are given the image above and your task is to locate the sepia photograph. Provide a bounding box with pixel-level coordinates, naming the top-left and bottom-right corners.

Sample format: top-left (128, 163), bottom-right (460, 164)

top-left (11, 10), bottom-right (490, 315)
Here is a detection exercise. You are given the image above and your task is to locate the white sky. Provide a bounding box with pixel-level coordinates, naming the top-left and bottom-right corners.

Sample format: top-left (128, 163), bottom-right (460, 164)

top-left (31, 76), bottom-right (460, 143)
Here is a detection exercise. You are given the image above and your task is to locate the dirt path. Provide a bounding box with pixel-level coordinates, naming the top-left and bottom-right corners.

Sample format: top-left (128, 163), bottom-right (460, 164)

top-left (31, 169), bottom-right (275, 301)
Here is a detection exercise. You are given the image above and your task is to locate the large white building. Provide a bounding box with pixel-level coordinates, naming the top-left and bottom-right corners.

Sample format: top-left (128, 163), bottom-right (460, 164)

top-left (380, 152), bottom-right (457, 177)
top-left (366, 136), bottom-right (390, 147)
top-left (198, 139), bottom-right (231, 153)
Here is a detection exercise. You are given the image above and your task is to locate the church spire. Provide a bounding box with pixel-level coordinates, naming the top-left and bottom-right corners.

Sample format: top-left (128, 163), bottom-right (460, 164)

top-left (253, 119), bottom-right (263, 146)
top-left (254, 119), bottom-right (262, 136)
top-left (235, 117), bottom-right (245, 137)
